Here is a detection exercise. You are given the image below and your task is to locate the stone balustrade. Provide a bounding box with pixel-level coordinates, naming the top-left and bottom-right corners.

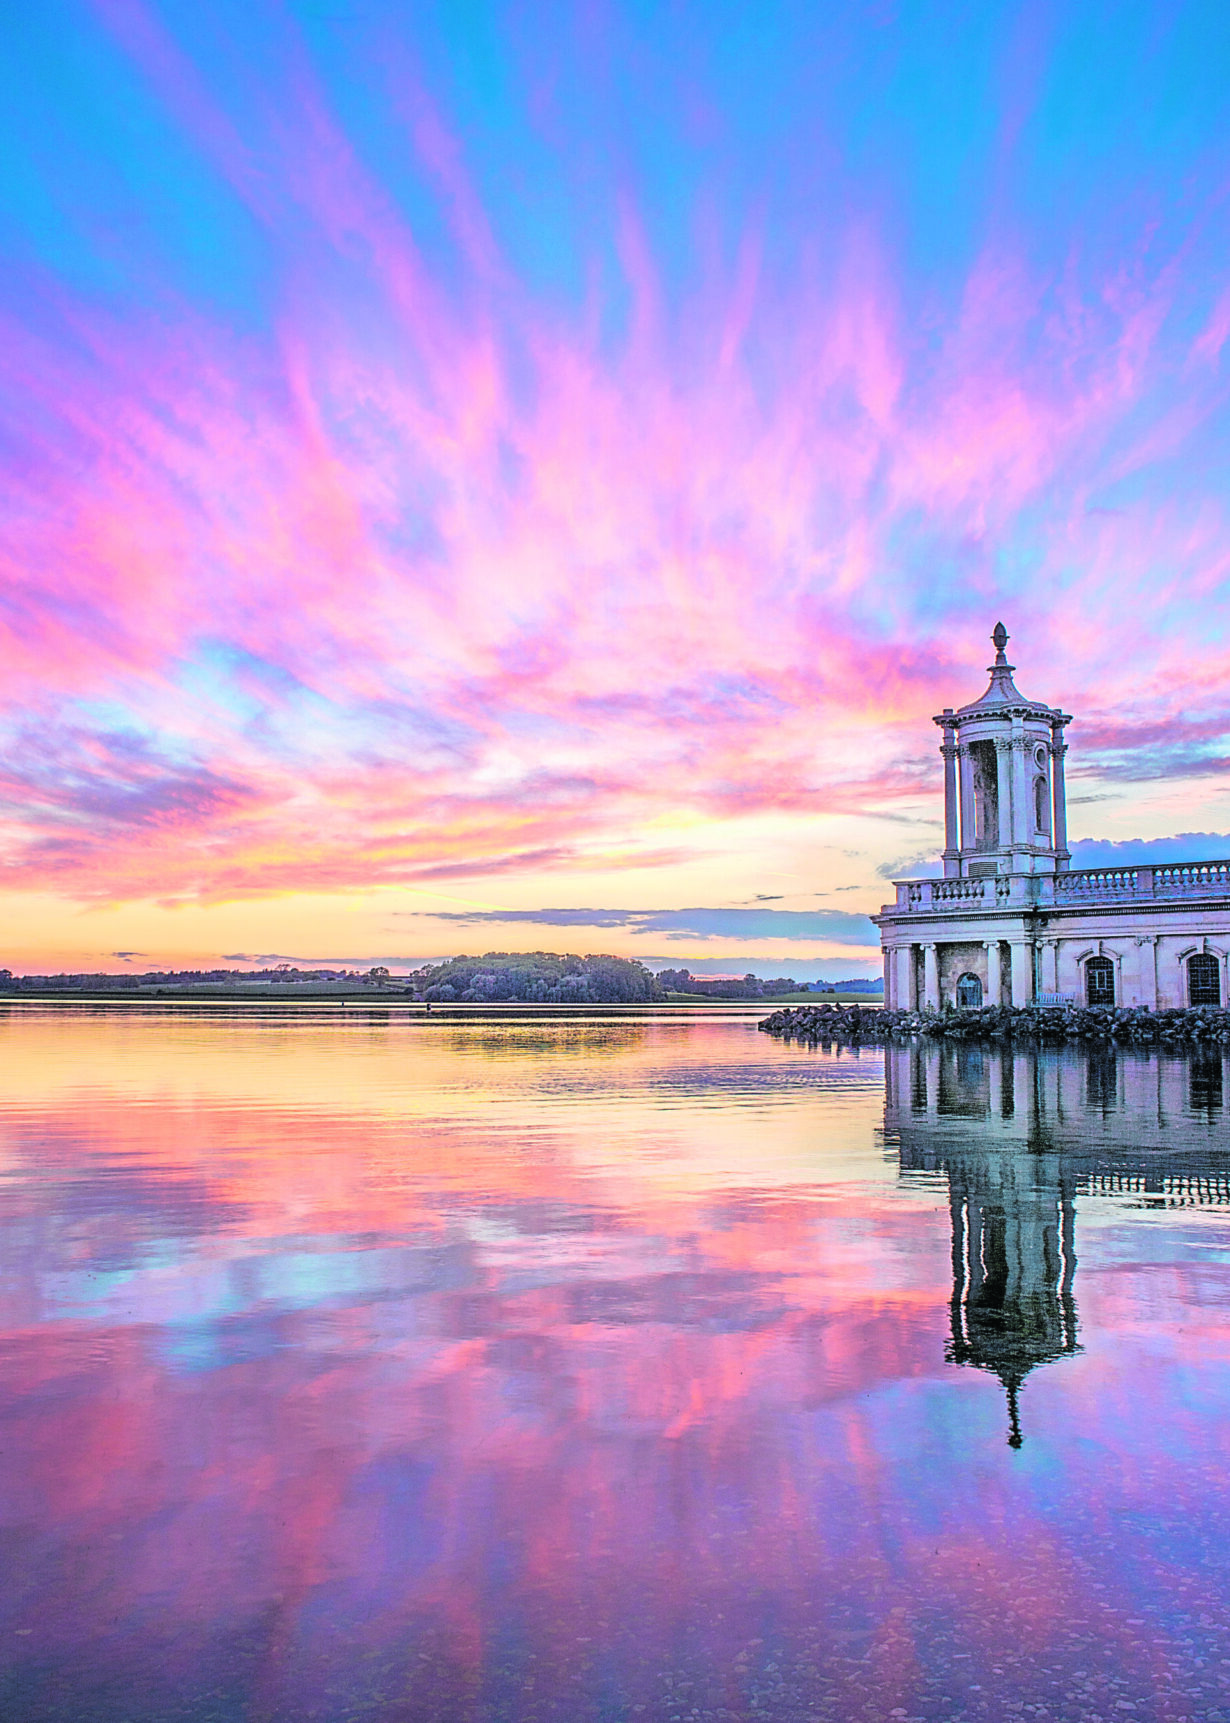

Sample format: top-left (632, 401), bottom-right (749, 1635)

top-left (1151, 861), bottom-right (1230, 894)
top-left (893, 859), bottom-right (1230, 914)
top-left (1053, 867), bottom-right (1138, 896)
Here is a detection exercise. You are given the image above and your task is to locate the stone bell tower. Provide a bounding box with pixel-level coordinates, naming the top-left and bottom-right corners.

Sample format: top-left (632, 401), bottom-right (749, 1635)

top-left (936, 623), bottom-right (1072, 880)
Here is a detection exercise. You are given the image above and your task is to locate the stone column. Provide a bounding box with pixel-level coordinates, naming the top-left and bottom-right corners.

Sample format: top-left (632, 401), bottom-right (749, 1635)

top-left (1043, 941), bottom-right (1059, 996)
top-left (1136, 937), bottom-right (1158, 1010)
top-left (883, 947), bottom-right (894, 1008)
top-left (941, 727), bottom-right (960, 877)
top-left (1010, 940), bottom-right (1033, 1006)
top-left (995, 738), bottom-right (1013, 853)
top-left (1055, 941), bottom-right (1077, 1002)
top-left (958, 745), bottom-right (975, 871)
top-left (923, 943), bottom-right (940, 1010)
top-left (984, 941), bottom-right (1001, 1006)
top-left (1052, 730), bottom-right (1070, 868)
top-left (1011, 729), bottom-right (1031, 853)
top-left (896, 945), bottom-right (913, 1011)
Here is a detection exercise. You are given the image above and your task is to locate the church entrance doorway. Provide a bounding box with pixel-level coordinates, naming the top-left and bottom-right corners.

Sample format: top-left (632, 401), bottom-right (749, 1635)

top-left (956, 973), bottom-right (983, 1009)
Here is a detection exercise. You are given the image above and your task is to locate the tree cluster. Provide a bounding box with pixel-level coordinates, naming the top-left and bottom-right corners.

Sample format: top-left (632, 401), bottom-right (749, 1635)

top-left (410, 952), bottom-right (662, 1004)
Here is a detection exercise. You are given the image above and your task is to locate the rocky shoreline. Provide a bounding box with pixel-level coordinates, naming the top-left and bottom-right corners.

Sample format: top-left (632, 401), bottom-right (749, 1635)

top-left (758, 1001), bottom-right (1230, 1047)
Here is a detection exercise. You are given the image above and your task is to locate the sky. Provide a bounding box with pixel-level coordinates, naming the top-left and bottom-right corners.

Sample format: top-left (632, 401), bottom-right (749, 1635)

top-left (2, 0), bottom-right (1230, 977)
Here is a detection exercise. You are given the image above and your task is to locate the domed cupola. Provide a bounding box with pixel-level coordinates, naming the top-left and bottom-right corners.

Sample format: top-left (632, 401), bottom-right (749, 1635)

top-left (934, 625), bottom-right (1072, 879)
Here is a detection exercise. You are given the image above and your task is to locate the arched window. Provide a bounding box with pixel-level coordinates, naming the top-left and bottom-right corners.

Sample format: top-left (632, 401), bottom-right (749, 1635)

top-left (1034, 775), bottom-right (1050, 834)
top-left (1188, 953), bottom-right (1221, 1007)
top-left (970, 740), bottom-right (998, 849)
top-left (956, 972), bottom-right (983, 1008)
top-left (1085, 955), bottom-right (1115, 1007)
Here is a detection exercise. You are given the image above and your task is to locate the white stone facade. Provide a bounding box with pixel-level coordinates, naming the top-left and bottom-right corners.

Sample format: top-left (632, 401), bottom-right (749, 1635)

top-left (873, 627), bottom-right (1230, 1010)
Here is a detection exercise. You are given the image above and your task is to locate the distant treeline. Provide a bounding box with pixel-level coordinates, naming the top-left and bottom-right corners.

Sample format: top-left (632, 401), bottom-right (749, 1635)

top-left (412, 959), bottom-right (882, 1003)
top-left (653, 969), bottom-right (881, 1000)
top-left (0, 958), bottom-right (884, 1002)
top-left (0, 966), bottom-right (364, 991)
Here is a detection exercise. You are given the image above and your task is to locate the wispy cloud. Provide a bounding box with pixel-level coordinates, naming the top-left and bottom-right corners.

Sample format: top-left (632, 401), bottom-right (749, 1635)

top-left (876, 851), bottom-right (942, 881)
top-left (210, 950), bottom-right (882, 980)
top-left (419, 905), bottom-right (878, 945)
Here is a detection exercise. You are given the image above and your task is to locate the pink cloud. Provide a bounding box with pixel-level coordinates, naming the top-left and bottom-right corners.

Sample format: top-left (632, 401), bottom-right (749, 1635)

top-left (2, 21), bottom-right (1228, 905)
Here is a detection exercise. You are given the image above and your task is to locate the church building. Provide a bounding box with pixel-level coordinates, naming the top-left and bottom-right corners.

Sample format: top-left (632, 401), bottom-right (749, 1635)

top-left (873, 625), bottom-right (1230, 1010)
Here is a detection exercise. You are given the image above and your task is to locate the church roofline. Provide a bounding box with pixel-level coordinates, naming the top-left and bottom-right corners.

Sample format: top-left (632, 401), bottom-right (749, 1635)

top-left (934, 701), bottom-right (1072, 726)
top-left (931, 622), bottom-right (1071, 727)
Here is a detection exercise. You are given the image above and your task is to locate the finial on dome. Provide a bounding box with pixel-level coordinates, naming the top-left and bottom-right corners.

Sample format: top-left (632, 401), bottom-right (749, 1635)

top-left (992, 621), bottom-right (1009, 666)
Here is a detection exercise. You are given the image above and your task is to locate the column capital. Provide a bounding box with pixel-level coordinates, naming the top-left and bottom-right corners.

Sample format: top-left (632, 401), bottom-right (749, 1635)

top-left (939, 743), bottom-right (960, 759)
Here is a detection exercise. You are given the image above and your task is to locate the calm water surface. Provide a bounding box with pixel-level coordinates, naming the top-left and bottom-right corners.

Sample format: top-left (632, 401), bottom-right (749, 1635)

top-left (2, 1009), bottom-right (1230, 1723)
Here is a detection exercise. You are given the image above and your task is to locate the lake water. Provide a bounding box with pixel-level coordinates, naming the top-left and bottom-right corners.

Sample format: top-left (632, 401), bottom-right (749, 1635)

top-left (2, 1008), bottom-right (1230, 1723)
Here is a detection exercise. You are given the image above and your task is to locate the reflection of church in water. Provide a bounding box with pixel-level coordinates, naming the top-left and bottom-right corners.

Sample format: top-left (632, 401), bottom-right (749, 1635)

top-left (884, 1041), bottom-right (1230, 1446)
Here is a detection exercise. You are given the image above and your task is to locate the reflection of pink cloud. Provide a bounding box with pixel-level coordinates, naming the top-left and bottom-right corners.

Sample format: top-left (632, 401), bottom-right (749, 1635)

top-left (5, 1155), bottom-right (1224, 1716)
top-left (4, 1023), bottom-right (1230, 1713)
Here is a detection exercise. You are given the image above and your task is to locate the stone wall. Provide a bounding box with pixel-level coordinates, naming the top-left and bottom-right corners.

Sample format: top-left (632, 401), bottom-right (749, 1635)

top-left (1051, 933), bottom-right (1230, 1010)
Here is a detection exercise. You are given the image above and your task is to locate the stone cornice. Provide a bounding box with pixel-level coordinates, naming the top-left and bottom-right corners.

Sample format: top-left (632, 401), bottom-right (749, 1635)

top-left (873, 895), bottom-right (1230, 929)
top-left (933, 705), bottom-right (1073, 728)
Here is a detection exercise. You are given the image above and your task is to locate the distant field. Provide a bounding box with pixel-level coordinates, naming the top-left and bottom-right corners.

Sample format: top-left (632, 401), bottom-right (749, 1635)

top-left (0, 989), bottom-right (882, 1011)
top-left (0, 992), bottom-right (882, 1013)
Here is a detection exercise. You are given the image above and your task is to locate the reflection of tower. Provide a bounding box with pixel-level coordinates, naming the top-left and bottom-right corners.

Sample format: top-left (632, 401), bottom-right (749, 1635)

top-left (885, 1039), bottom-right (1230, 1448)
top-left (945, 1153), bottom-right (1078, 1447)
top-left (888, 1043), bottom-right (1082, 1446)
